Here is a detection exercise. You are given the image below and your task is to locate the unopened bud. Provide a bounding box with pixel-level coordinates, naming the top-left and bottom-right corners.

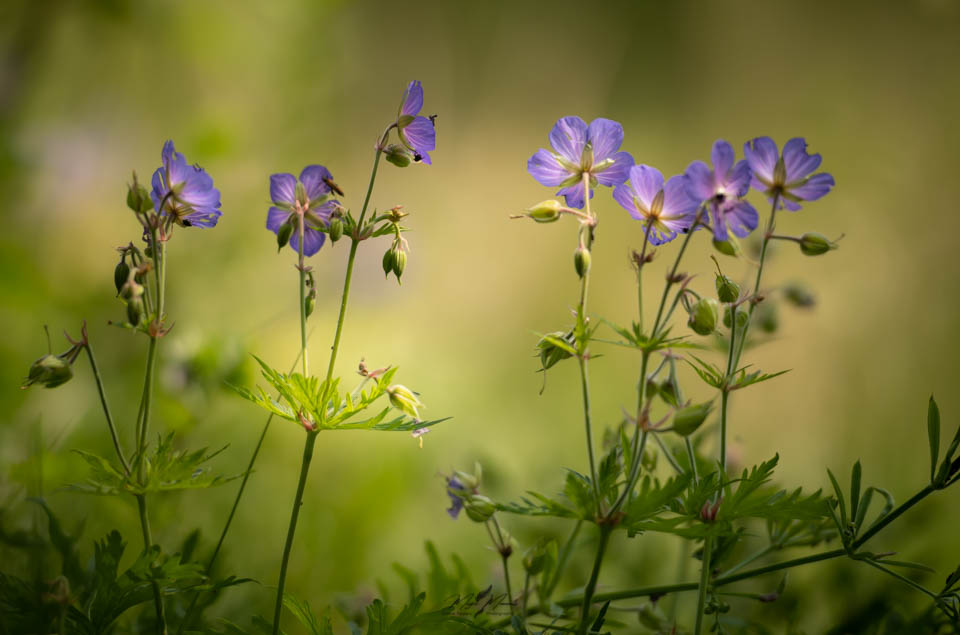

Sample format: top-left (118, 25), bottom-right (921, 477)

top-left (524, 200), bottom-right (563, 223)
top-left (715, 274), bottom-right (740, 303)
top-left (723, 306), bottom-right (749, 330)
top-left (384, 144), bottom-right (412, 168)
top-left (277, 220), bottom-right (294, 252)
top-left (382, 248), bottom-right (395, 277)
top-left (114, 259), bottom-right (130, 296)
top-left (699, 498), bottom-right (721, 523)
top-left (126, 296), bottom-right (145, 326)
top-left (574, 246), bottom-right (591, 278)
top-left (327, 217), bottom-right (343, 243)
top-left (126, 173), bottom-right (152, 214)
top-left (712, 238), bottom-right (740, 257)
top-left (798, 232), bottom-right (837, 256)
top-left (387, 384), bottom-right (423, 419)
top-left (537, 331), bottom-right (574, 370)
top-left (22, 354), bottom-right (74, 389)
top-left (522, 539), bottom-right (552, 575)
top-left (658, 378), bottom-right (679, 407)
top-left (755, 302), bottom-right (778, 333)
top-left (783, 281), bottom-right (816, 308)
top-left (673, 401), bottom-right (713, 436)
top-left (687, 298), bottom-right (719, 336)
top-left (392, 247), bottom-right (407, 278)
top-left (464, 495), bottom-right (496, 523)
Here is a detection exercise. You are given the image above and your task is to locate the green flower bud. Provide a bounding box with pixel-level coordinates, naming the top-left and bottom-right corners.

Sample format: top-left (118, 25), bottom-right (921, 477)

top-left (522, 538), bottom-right (553, 575)
top-left (327, 217), bottom-right (343, 243)
top-left (114, 259), bottom-right (130, 296)
top-left (277, 219), bottom-right (294, 252)
top-left (22, 354), bottom-right (74, 389)
top-left (658, 378), bottom-right (679, 407)
top-left (712, 238), bottom-right (740, 257)
top-left (126, 172), bottom-right (152, 214)
top-left (715, 274), bottom-right (740, 303)
top-left (126, 295), bottom-right (145, 326)
top-left (687, 298), bottom-right (719, 336)
top-left (722, 306), bottom-right (749, 330)
top-left (524, 200), bottom-right (563, 223)
top-left (537, 331), bottom-right (574, 370)
top-left (464, 495), bottom-right (496, 523)
top-left (392, 247), bottom-right (407, 278)
top-left (574, 246), bottom-right (591, 278)
top-left (783, 281), bottom-right (816, 308)
top-left (755, 301), bottom-right (778, 333)
top-left (644, 377), bottom-right (659, 401)
top-left (673, 401), bottom-right (713, 436)
top-left (798, 232), bottom-right (837, 256)
top-left (384, 144), bottom-right (412, 168)
top-left (382, 248), bottom-right (395, 277)
top-left (387, 384), bottom-right (423, 419)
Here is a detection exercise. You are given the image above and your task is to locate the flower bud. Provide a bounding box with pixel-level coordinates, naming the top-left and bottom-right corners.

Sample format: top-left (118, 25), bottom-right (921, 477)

top-left (524, 200), bottom-right (563, 223)
top-left (22, 354), bottom-right (74, 389)
top-left (783, 281), bottom-right (816, 308)
top-left (464, 495), bottom-right (496, 523)
top-left (277, 219), bottom-right (294, 252)
top-left (644, 377), bottom-right (659, 401)
top-left (522, 538), bottom-right (553, 575)
top-left (722, 306), bottom-right (749, 330)
top-left (387, 384), bottom-right (423, 419)
top-left (126, 295), bottom-right (145, 326)
top-left (327, 217), bottom-right (343, 243)
top-left (673, 401), bottom-right (713, 436)
top-left (657, 378), bottom-right (679, 407)
top-left (798, 232), bottom-right (837, 256)
top-left (392, 247), bottom-right (407, 278)
top-left (574, 246), bottom-right (591, 278)
top-left (687, 298), bottom-right (719, 336)
top-left (126, 173), bottom-right (152, 214)
top-left (755, 301), bottom-right (778, 333)
top-left (715, 274), bottom-right (740, 303)
top-left (712, 238), bottom-right (740, 257)
top-left (114, 259), bottom-right (130, 296)
top-left (384, 144), bottom-right (412, 168)
top-left (382, 248), bottom-right (395, 277)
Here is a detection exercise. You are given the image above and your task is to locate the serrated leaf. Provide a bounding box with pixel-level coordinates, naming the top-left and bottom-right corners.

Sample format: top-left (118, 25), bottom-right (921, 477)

top-left (929, 395), bottom-right (941, 484)
top-left (283, 593), bottom-right (333, 635)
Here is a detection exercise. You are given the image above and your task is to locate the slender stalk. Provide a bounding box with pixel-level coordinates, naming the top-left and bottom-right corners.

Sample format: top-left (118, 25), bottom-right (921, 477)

top-left (521, 572), bottom-right (531, 622)
top-left (82, 342), bottom-right (130, 475)
top-left (297, 212), bottom-right (309, 377)
top-left (271, 431), bottom-right (318, 635)
top-left (576, 526), bottom-right (612, 635)
top-left (719, 298), bottom-right (738, 473)
top-left (720, 544), bottom-right (774, 579)
top-left (650, 208), bottom-right (703, 338)
top-left (853, 485), bottom-right (934, 548)
top-left (685, 437), bottom-right (699, 485)
top-left (651, 432), bottom-right (684, 475)
top-left (491, 517), bottom-right (515, 618)
top-left (137, 494), bottom-right (167, 632)
top-left (693, 535), bottom-right (713, 635)
top-left (575, 172), bottom-right (601, 510)
top-left (862, 560), bottom-right (939, 600)
top-left (324, 239), bottom-right (359, 390)
top-left (542, 520), bottom-right (582, 600)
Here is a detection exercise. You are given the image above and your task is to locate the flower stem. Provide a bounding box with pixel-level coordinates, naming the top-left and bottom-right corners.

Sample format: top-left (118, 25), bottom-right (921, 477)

top-left (271, 430), bottom-right (318, 635)
top-left (853, 485), bottom-right (934, 548)
top-left (693, 535), bottom-right (713, 635)
top-left (136, 493), bottom-right (167, 633)
top-left (651, 208), bottom-right (703, 338)
top-left (490, 517), bottom-right (515, 618)
top-left (297, 212), bottom-right (309, 377)
top-left (576, 173), bottom-right (601, 511)
top-left (542, 520), bottom-right (582, 600)
top-left (82, 341), bottom-right (130, 475)
top-left (576, 525), bottom-right (612, 635)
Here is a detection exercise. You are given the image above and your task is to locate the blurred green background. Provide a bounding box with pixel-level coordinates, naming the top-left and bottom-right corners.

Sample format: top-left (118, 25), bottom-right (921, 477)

top-left (2, 0), bottom-right (960, 631)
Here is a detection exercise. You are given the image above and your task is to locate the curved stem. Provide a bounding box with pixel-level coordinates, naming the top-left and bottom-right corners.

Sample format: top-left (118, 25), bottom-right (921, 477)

top-left (577, 526), bottom-right (612, 635)
top-left (576, 173), bottom-right (600, 510)
top-left (271, 431), bottom-right (318, 635)
top-left (82, 342), bottom-right (130, 475)
top-left (693, 535), bottom-right (713, 635)
top-left (323, 239), bottom-right (358, 393)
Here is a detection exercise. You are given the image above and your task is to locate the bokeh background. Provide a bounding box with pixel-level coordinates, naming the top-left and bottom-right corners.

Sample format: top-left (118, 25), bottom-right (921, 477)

top-left (2, 0), bottom-right (960, 631)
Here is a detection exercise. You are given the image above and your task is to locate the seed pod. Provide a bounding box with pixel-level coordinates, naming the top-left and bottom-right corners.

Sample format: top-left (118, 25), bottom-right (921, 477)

top-left (126, 296), bottom-right (145, 326)
top-left (798, 232), bottom-right (837, 256)
top-left (392, 247), bottom-right (407, 278)
top-left (687, 297), bottom-right (719, 336)
top-left (574, 246), bottom-right (591, 278)
top-left (783, 281), bottom-right (816, 308)
top-left (384, 144), bottom-right (412, 168)
top-left (673, 401), bottom-right (713, 436)
top-left (382, 248), bottom-right (395, 277)
top-left (126, 173), bottom-right (152, 214)
top-left (22, 354), bottom-right (74, 389)
top-left (715, 273), bottom-right (740, 303)
top-left (524, 200), bottom-right (563, 223)
top-left (722, 306), bottom-right (749, 330)
top-left (277, 219), bottom-right (294, 252)
top-left (327, 217), bottom-right (343, 243)
top-left (114, 259), bottom-right (130, 296)
top-left (755, 301), bottom-right (779, 333)
top-left (712, 238), bottom-right (739, 257)
top-left (464, 495), bottom-right (496, 523)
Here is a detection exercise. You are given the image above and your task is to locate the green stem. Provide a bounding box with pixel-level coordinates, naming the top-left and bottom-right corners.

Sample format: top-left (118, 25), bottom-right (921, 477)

top-left (577, 526), bottom-right (612, 635)
top-left (719, 391), bottom-right (730, 474)
top-left (486, 518), bottom-right (514, 617)
top-left (521, 572), bottom-right (531, 623)
top-left (137, 494), bottom-right (167, 633)
top-left (853, 485), bottom-right (934, 548)
top-left (542, 520), bottom-right (582, 600)
top-left (324, 239), bottom-right (358, 393)
top-left (685, 437), bottom-right (699, 485)
top-left (651, 432), bottom-right (684, 475)
top-left (720, 544), bottom-right (775, 579)
top-left (271, 431), bottom-right (318, 635)
top-left (83, 342), bottom-right (130, 474)
top-left (650, 208), bottom-right (703, 338)
top-left (576, 173), bottom-right (601, 511)
top-left (862, 560), bottom-right (939, 600)
top-left (297, 212), bottom-right (309, 377)
top-left (694, 535), bottom-right (713, 635)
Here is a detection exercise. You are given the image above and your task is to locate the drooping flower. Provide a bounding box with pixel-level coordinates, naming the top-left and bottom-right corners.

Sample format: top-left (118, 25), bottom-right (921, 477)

top-left (397, 80), bottom-right (436, 165)
top-left (743, 137), bottom-right (835, 210)
top-left (150, 141), bottom-right (222, 228)
top-left (685, 140), bottom-right (759, 242)
top-left (527, 116), bottom-right (634, 209)
top-left (613, 165), bottom-right (698, 245)
top-left (446, 475), bottom-right (467, 519)
top-left (266, 165), bottom-right (339, 257)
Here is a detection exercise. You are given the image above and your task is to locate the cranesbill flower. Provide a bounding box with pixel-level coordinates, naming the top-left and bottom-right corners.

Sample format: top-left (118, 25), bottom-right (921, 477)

top-left (446, 475), bottom-right (467, 519)
top-left (685, 139), bottom-right (759, 242)
top-left (527, 116), bottom-right (634, 209)
top-left (613, 165), bottom-right (698, 245)
top-left (397, 80), bottom-right (436, 165)
top-left (266, 165), bottom-right (339, 257)
top-left (151, 141), bottom-right (222, 228)
top-left (743, 137), bottom-right (834, 210)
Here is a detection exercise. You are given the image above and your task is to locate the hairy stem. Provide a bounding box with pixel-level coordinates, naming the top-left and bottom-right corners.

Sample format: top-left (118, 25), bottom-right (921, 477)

top-left (577, 526), bottom-right (612, 635)
top-left (542, 520), bottom-right (582, 600)
top-left (82, 341), bottom-right (130, 474)
top-left (576, 173), bottom-right (601, 510)
top-left (694, 535), bottom-right (713, 635)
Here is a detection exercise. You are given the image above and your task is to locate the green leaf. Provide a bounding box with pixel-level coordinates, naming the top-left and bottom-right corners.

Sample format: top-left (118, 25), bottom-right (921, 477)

top-left (826, 468), bottom-right (847, 528)
top-left (849, 461), bottom-right (862, 523)
top-left (283, 593), bottom-right (333, 635)
top-left (929, 395), bottom-right (941, 484)
top-left (563, 471), bottom-right (595, 519)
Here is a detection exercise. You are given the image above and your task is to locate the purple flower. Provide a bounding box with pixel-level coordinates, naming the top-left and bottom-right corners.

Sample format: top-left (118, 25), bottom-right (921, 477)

top-left (527, 116), bottom-right (634, 209)
top-left (151, 141), bottom-right (222, 228)
top-left (685, 140), bottom-right (759, 242)
top-left (397, 81), bottom-right (436, 165)
top-left (613, 165), bottom-right (698, 245)
top-left (743, 137), bottom-right (835, 211)
top-left (266, 165), bottom-right (339, 257)
top-left (446, 475), bottom-right (467, 520)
